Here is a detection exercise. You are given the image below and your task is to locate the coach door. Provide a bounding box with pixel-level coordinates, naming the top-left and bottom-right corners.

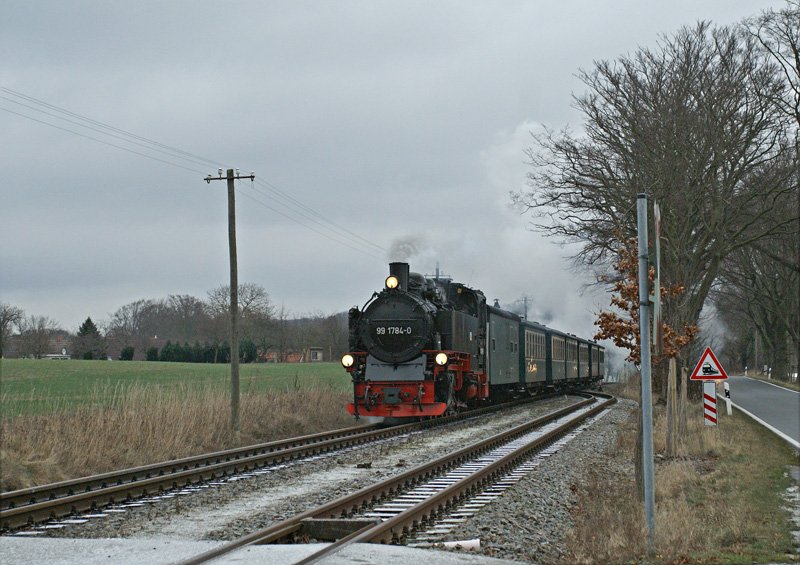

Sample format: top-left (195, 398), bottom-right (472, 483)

top-left (487, 311), bottom-right (519, 385)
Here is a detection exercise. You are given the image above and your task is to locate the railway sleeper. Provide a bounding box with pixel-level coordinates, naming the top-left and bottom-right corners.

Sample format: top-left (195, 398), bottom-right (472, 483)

top-left (298, 518), bottom-right (380, 542)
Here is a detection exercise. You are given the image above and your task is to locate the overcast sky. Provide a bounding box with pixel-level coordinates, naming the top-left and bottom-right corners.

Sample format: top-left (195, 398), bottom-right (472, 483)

top-left (1, 0), bottom-right (780, 354)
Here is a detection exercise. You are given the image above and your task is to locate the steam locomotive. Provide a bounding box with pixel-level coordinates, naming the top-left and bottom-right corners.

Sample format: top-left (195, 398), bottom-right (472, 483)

top-left (342, 263), bottom-right (605, 419)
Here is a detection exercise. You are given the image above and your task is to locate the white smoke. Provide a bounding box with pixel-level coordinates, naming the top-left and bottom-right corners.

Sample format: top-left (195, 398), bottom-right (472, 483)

top-left (388, 236), bottom-right (426, 262)
top-left (388, 236), bottom-right (451, 277)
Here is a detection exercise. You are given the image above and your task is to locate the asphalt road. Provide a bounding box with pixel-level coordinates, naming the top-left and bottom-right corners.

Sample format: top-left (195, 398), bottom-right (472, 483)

top-left (726, 376), bottom-right (799, 449)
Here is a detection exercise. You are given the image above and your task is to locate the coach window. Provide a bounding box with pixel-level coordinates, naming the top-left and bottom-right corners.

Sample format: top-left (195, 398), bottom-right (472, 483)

top-left (492, 338), bottom-right (496, 352)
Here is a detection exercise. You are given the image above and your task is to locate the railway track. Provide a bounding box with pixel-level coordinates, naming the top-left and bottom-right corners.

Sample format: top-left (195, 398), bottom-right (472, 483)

top-left (1, 394), bottom-right (550, 531)
top-left (179, 392), bottom-right (616, 565)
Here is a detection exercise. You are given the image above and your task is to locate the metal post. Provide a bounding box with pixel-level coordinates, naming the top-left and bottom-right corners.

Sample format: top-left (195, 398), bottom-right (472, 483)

top-left (652, 201), bottom-right (662, 356)
top-left (637, 193), bottom-right (656, 553)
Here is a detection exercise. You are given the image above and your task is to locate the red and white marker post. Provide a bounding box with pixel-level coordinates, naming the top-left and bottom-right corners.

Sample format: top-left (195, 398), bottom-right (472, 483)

top-left (690, 347), bottom-right (729, 427)
top-left (702, 382), bottom-right (718, 426)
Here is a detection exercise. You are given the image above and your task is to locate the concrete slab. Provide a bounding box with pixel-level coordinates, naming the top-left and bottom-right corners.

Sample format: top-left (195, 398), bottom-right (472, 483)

top-left (0, 536), bottom-right (520, 564)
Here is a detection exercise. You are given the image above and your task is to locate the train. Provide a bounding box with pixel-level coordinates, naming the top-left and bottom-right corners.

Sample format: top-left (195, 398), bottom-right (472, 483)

top-left (341, 262), bottom-right (605, 419)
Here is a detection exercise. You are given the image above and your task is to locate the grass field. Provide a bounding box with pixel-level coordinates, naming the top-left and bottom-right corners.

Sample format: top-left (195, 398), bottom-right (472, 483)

top-left (0, 358), bottom-right (350, 416)
top-left (1, 359), bottom-right (357, 490)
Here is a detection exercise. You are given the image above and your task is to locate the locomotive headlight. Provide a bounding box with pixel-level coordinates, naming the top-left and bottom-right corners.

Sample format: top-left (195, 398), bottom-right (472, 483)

top-left (435, 352), bottom-right (448, 366)
top-left (341, 354), bottom-right (355, 368)
top-left (385, 275), bottom-right (399, 289)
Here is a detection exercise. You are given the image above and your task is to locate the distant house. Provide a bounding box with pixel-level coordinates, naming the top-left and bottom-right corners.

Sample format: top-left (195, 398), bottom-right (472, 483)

top-left (50, 332), bottom-right (72, 356)
top-left (4, 330), bottom-right (73, 358)
top-left (261, 347), bottom-right (324, 363)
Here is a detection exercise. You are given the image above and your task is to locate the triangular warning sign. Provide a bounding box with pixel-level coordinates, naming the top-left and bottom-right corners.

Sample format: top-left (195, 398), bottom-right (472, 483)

top-left (690, 347), bottom-right (728, 380)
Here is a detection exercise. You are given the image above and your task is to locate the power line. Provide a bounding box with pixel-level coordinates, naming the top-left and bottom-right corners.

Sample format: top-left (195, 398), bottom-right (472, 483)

top-left (236, 186), bottom-right (384, 259)
top-left (1, 87), bottom-right (387, 258)
top-left (0, 95), bottom-right (214, 170)
top-left (254, 178), bottom-right (385, 253)
top-left (1, 87), bottom-right (221, 168)
top-left (248, 180), bottom-right (385, 254)
top-left (0, 105), bottom-right (205, 174)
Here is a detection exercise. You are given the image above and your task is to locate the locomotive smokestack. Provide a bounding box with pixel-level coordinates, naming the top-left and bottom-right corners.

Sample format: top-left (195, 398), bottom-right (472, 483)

top-left (389, 262), bottom-right (410, 291)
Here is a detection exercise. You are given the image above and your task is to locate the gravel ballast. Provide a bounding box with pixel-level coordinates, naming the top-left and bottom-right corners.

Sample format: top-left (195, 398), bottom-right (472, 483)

top-left (439, 398), bottom-right (635, 563)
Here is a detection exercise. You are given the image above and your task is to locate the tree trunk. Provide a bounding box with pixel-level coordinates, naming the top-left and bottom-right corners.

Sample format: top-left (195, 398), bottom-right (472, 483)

top-left (656, 361), bottom-right (668, 400)
top-left (666, 358), bottom-right (678, 457)
top-left (679, 366), bottom-right (688, 438)
top-left (772, 334), bottom-right (789, 381)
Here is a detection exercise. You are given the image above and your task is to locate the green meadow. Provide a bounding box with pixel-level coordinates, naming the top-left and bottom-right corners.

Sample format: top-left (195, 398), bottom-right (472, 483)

top-left (0, 359), bottom-right (350, 416)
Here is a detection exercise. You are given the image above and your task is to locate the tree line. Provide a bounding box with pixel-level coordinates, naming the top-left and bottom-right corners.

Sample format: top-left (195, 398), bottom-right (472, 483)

top-left (0, 283), bottom-right (349, 363)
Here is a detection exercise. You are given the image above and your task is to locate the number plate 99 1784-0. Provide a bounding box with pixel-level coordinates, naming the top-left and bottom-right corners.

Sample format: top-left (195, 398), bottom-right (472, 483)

top-left (375, 326), bottom-right (413, 335)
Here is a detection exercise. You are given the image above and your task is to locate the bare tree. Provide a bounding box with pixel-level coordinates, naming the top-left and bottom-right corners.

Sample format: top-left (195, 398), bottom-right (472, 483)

top-left (268, 305), bottom-right (292, 362)
top-left (319, 312), bottom-right (348, 360)
top-left (206, 283), bottom-right (274, 356)
top-left (206, 283), bottom-right (274, 320)
top-left (0, 303), bottom-right (23, 357)
top-left (746, 1), bottom-right (800, 128)
top-left (107, 299), bottom-right (160, 359)
top-left (715, 0), bottom-right (800, 379)
top-left (165, 294), bottom-right (210, 343)
top-left (715, 223), bottom-right (799, 380)
top-left (17, 315), bottom-right (60, 358)
top-left (517, 22), bottom-right (798, 355)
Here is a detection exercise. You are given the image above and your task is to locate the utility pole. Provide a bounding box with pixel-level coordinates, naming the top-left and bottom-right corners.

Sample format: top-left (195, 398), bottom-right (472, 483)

top-left (636, 193), bottom-right (656, 554)
top-left (205, 168), bottom-right (255, 434)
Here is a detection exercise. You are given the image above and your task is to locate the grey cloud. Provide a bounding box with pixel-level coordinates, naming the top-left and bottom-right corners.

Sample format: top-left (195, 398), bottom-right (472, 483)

top-left (1, 0), bottom-right (776, 339)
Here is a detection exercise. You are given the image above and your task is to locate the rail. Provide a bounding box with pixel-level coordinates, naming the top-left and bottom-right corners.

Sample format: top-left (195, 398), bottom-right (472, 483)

top-left (1, 394), bottom-right (554, 530)
top-left (179, 392), bottom-right (615, 565)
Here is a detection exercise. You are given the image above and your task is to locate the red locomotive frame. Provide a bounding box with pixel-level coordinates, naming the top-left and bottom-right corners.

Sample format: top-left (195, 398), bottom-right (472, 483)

top-left (345, 350), bottom-right (489, 418)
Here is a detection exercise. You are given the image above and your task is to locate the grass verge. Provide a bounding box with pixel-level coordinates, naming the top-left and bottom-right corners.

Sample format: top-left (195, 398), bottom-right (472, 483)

top-left (565, 381), bottom-right (799, 564)
top-left (746, 373), bottom-right (800, 392)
